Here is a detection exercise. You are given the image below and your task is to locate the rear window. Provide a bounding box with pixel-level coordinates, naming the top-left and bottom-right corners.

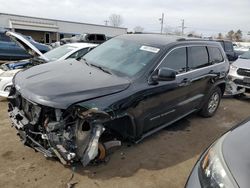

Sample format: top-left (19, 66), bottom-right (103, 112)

top-left (188, 46), bottom-right (209, 69)
top-left (208, 47), bottom-right (224, 63)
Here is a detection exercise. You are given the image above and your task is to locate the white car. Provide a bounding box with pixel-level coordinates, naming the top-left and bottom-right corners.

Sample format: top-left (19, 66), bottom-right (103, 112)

top-left (226, 50), bottom-right (250, 95)
top-left (0, 31), bottom-right (98, 97)
top-left (0, 69), bottom-right (21, 97)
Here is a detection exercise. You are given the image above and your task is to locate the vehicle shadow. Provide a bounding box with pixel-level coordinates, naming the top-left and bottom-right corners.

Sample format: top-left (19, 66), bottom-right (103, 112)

top-left (72, 112), bottom-right (231, 180)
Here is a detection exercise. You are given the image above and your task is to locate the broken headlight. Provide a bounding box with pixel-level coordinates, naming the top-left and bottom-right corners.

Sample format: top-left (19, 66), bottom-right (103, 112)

top-left (198, 134), bottom-right (238, 188)
top-left (230, 65), bottom-right (237, 71)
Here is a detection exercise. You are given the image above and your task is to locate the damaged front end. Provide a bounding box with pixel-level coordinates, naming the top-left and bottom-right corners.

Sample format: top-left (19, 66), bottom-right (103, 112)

top-left (8, 88), bottom-right (112, 166)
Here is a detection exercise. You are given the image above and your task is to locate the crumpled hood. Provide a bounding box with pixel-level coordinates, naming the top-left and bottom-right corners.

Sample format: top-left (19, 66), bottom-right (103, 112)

top-left (14, 59), bottom-right (130, 109)
top-left (222, 120), bottom-right (250, 188)
top-left (233, 58), bottom-right (250, 70)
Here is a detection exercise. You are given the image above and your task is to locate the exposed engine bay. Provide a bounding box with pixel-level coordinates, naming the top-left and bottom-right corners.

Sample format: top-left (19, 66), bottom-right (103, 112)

top-left (8, 88), bottom-right (121, 166)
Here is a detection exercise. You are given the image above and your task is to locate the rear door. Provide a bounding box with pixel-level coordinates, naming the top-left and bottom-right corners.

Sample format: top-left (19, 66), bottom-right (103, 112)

top-left (182, 45), bottom-right (223, 110)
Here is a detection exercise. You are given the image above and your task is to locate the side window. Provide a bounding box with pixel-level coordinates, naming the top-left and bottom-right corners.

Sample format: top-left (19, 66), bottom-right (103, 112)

top-left (67, 48), bottom-right (89, 59)
top-left (159, 47), bottom-right (187, 73)
top-left (208, 47), bottom-right (224, 63)
top-left (0, 33), bottom-right (11, 42)
top-left (96, 35), bottom-right (105, 41)
top-left (188, 46), bottom-right (209, 69)
top-left (87, 34), bottom-right (95, 41)
top-left (224, 42), bottom-right (233, 52)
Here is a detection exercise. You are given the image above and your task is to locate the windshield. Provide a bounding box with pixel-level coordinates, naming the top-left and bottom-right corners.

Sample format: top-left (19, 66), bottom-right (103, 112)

top-left (240, 50), bottom-right (250, 59)
top-left (44, 45), bottom-right (77, 61)
top-left (83, 38), bottom-right (160, 77)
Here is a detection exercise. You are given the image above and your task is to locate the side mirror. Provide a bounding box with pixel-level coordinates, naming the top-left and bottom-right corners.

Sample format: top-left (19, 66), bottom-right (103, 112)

top-left (157, 67), bottom-right (177, 81)
top-left (150, 67), bottom-right (177, 84)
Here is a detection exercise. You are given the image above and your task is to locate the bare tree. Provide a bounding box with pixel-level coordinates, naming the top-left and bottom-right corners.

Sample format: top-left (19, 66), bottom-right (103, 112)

top-left (226, 30), bottom-right (235, 41)
top-left (217, 33), bottom-right (224, 39)
top-left (109, 14), bottom-right (123, 27)
top-left (134, 26), bottom-right (144, 33)
top-left (234, 30), bottom-right (243, 42)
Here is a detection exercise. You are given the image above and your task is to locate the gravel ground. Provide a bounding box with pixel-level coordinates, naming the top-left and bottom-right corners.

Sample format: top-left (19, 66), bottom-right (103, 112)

top-left (0, 97), bottom-right (249, 188)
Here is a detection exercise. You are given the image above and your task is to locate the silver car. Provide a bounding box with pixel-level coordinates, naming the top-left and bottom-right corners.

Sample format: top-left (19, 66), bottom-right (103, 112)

top-left (226, 50), bottom-right (250, 95)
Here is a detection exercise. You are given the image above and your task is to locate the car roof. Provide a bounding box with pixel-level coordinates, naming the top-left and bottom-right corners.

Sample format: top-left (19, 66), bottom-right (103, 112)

top-left (116, 34), bottom-right (220, 48)
top-left (65, 43), bottom-right (98, 48)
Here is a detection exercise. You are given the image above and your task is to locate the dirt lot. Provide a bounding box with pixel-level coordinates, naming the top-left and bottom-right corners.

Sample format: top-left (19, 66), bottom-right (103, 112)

top-left (0, 97), bottom-right (249, 188)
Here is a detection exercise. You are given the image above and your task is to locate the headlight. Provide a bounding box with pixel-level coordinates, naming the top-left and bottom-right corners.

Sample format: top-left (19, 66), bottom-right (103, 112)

top-left (0, 71), bottom-right (17, 77)
top-left (230, 65), bottom-right (237, 71)
top-left (198, 134), bottom-right (238, 188)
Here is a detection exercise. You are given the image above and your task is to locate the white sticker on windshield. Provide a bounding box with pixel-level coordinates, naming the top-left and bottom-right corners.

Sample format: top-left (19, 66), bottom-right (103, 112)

top-left (140, 46), bottom-right (160, 53)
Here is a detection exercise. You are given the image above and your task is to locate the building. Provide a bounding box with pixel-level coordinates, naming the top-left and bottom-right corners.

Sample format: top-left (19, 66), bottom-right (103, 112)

top-left (0, 13), bottom-right (127, 44)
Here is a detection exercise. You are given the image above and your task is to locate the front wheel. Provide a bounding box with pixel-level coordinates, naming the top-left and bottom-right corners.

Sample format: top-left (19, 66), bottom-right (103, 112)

top-left (199, 87), bottom-right (222, 117)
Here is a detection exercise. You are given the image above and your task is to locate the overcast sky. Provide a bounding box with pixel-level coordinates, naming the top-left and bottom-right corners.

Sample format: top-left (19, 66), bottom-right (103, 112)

top-left (0, 0), bottom-right (250, 37)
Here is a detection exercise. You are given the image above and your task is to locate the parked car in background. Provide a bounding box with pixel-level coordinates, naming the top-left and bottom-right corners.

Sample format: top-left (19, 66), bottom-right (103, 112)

top-left (0, 31), bottom-right (97, 97)
top-left (186, 118), bottom-right (250, 188)
top-left (8, 34), bottom-right (229, 167)
top-left (0, 29), bottom-right (50, 60)
top-left (60, 33), bottom-right (107, 45)
top-left (225, 50), bottom-right (250, 96)
top-left (215, 40), bottom-right (238, 62)
top-left (233, 43), bottom-right (250, 56)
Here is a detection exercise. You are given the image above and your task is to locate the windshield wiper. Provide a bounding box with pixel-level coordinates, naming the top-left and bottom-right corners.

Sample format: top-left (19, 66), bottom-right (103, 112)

top-left (82, 58), bottom-right (90, 66)
top-left (90, 63), bottom-right (112, 75)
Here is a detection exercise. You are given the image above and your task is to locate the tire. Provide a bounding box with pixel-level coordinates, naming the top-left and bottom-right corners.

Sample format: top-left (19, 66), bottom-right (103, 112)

top-left (199, 87), bottom-right (222, 117)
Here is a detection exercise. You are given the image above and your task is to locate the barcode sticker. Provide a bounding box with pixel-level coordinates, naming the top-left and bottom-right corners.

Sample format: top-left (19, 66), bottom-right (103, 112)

top-left (140, 46), bottom-right (160, 53)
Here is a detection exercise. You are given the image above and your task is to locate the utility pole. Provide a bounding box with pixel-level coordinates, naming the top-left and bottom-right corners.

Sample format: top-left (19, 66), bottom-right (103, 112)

top-left (104, 20), bottom-right (109, 26)
top-left (181, 19), bottom-right (185, 36)
top-left (159, 13), bottom-right (164, 34)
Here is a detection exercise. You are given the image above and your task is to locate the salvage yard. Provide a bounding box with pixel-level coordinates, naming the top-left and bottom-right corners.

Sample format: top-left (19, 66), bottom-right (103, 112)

top-left (0, 97), bottom-right (249, 188)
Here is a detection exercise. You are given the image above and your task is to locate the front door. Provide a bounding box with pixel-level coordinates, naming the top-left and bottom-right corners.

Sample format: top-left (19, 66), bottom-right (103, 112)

top-left (140, 47), bottom-right (191, 134)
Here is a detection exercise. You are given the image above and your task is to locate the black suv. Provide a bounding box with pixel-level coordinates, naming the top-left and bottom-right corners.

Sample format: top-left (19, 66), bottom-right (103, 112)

top-left (215, 39), bottom-right (238, 61)
top-left (60, 33), bottom-right (106, 45)
top-left (8, 34), bottom-right (229, 166)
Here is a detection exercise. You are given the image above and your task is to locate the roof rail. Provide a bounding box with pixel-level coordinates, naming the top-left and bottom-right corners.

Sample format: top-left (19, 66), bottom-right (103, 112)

top-left (177, 38), bottom-right (186, 41)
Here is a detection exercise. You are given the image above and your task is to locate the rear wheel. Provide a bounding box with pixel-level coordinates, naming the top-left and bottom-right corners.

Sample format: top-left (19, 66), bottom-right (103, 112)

top-left (199, 87), bottom-right (222, 117)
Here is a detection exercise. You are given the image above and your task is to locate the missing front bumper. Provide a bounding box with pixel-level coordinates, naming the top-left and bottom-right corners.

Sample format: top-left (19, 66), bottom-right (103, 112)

top-left (8, 103), bottom-right (107, 166)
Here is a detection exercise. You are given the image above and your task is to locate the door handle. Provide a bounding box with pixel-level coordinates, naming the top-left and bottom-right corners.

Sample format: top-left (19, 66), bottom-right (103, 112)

top-left (179, 78), bottom-right (191, 87)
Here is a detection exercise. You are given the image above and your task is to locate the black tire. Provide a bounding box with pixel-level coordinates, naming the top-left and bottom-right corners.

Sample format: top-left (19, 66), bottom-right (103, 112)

top-left (199, 87), bottom-right (222, 118)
